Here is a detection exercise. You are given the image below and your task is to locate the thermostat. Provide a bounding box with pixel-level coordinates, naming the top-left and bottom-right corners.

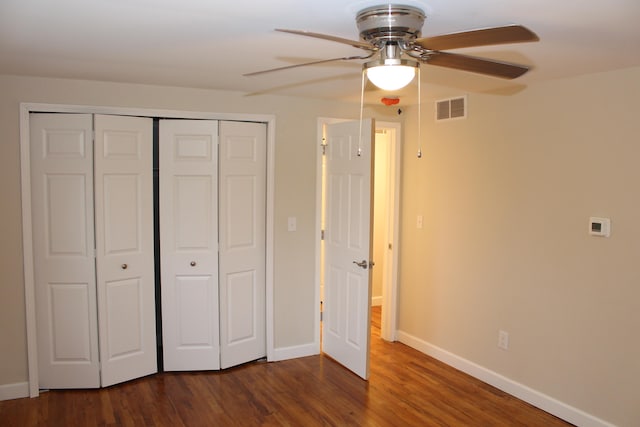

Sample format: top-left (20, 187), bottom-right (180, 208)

top-left (589, 217), bottom-right (610, 237)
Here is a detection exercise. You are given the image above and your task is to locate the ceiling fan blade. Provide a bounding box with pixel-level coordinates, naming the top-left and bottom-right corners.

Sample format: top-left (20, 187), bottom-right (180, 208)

top-left (426, 51), bottom-right (530, 79)
top-left (415, 25), bottom-right (538, 51)
top-left (243, 54), bottom-right (372, 77)
top-left (275, 29), bottom-right (375, 51)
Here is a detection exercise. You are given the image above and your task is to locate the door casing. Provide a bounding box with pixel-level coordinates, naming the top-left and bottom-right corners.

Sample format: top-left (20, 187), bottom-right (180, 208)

top-left (19, 103), bottom-right (276, 397)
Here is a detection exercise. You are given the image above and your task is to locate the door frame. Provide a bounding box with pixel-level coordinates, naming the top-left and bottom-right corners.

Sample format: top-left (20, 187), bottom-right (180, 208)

top-left (19, 103), bottom-right (276, 397)
top-left (314, 118), bottom-right (401, 347)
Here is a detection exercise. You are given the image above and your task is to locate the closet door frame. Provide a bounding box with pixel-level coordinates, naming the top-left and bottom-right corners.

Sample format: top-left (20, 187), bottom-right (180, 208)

top-left (20, 103), bottom-right (276, 397)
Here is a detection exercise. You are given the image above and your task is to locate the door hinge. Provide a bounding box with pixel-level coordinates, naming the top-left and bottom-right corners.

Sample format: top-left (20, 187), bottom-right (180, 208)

top-left (321, 140), bottom-right (327, 155)
top-left (321, 229), bottom-right (325, 240)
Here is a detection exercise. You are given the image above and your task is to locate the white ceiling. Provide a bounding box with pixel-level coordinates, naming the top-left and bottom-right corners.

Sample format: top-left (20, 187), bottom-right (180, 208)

top-left (1, 0), bottom-right (639, 105)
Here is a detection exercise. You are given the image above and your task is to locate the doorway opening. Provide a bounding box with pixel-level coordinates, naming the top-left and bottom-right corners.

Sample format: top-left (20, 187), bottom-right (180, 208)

top-left (371, 125), bottom-right (400, 341)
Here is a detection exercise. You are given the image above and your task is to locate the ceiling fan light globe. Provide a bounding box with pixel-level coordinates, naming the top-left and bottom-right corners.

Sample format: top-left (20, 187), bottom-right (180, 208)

top-left (366, 65), bottom-right (416, 91)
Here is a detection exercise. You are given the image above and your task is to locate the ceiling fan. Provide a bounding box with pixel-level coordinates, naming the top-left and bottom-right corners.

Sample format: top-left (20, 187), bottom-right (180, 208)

top-left (245, 4), bottom-right (539, 91)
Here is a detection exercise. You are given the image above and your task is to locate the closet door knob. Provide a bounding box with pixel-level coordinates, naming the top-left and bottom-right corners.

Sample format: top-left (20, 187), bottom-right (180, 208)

top-left (190, 261), bottom-right (196, 267)
top-left (121, 264), bottom-right (128, 270)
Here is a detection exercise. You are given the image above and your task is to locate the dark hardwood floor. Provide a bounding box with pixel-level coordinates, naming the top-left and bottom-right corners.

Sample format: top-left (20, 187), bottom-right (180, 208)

top-left (1, 307), bottom-right (572, 426)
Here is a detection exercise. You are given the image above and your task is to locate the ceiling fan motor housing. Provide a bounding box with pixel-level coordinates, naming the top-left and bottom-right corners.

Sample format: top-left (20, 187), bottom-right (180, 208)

top-left (356, 4), bottom-right (426, 46)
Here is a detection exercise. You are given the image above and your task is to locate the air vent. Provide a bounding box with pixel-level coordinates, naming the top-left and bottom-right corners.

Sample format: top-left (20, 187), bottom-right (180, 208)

top-left (436, 96), bottom-right (467, 121)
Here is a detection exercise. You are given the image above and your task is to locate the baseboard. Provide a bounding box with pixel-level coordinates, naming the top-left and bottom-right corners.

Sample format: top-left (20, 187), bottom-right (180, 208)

top-left (396, 331), bottom-right (615, 427)
top-left (0, 381), bottom-right (29, 401)
top-left (269, 342), bottom-right (319, 362)
top-left (371, 296), bottom-right (382, 307)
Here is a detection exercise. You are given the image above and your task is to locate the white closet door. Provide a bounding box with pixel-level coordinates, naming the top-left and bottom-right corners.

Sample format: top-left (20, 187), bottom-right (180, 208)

top-left (219, 121), bottom-right (267, 369)
top-left (94, 114), bottom-right (157, 387)
top-left (30, 113), bottom-right (100, 389)
top-left (159, 120), bottom-right (220, 371)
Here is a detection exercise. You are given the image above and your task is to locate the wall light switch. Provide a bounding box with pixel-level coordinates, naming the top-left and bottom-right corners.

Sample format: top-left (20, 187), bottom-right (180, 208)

top-left (287, 216), bottom-right (297, 232)
top-left (589, 217), bottom-right (610, 237)
top-left (416, 215), bottom-right (423, 229)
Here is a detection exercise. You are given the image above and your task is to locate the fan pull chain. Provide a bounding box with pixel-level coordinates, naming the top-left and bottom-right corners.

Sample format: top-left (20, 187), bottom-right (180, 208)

top-left (417, 67), bottom-right (422, 159)
top-left (358, 68), bottom-right (366, 157)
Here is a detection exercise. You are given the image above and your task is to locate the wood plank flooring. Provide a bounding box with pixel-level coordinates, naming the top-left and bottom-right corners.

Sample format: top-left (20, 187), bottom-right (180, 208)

top-left (1, 307), bottom-right (572, 426)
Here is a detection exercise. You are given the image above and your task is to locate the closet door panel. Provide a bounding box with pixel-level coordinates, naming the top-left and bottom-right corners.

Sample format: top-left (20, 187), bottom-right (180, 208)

top-left (94, 114), bottom-right (156, 387)
top-left (160, 120), bottom-right (220, 371)
top-left (102, 174), bottom-right (141, 253)
top-left (104, 278), bottom-right (144, 357)
top-left (219, 121), bottom-right (267, 369)
top-left (30, 113), bottom-right (100, 389)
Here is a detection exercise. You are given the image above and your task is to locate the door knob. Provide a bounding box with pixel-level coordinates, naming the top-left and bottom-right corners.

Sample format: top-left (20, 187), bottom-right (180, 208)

top-left (121, 264), bottom-right (128, 270)
top-left (353, 260), bottom-right (368, 269)
top-left (190, 261), bottom-right (196, 267)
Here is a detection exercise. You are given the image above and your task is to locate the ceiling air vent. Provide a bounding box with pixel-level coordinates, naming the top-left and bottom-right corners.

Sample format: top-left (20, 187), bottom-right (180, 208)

top-left (436, 96), bottom-right (467, 121)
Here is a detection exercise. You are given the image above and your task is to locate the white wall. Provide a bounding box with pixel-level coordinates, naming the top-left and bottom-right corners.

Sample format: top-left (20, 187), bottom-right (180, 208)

top-left (397, 66), bottom-right (640, 427)
top-left (0, 74), bottom-right (399, 390)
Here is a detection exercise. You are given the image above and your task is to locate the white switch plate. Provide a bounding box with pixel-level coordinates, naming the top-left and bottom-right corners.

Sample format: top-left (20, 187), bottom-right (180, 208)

top-left (417, 215), bottom-right (423, 229)
top-left (287, 216), bottom-right (297, 232)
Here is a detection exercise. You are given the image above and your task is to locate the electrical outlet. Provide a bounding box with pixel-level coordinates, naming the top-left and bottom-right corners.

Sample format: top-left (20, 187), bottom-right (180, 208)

top-left (498, 330), bottom-right (509, 350)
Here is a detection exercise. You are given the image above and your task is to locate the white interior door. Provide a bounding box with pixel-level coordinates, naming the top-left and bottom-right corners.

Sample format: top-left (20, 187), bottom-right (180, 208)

top-left (219, 120), bottom-right (267, 369)
top-left (94, 114), bottom-right (157, 387)
top-left (160, 120), bottom-right (220, 371)
top-left (323, 119), bottom-right (374, 380)
top-left (30, 113), bottom-right (100, 389)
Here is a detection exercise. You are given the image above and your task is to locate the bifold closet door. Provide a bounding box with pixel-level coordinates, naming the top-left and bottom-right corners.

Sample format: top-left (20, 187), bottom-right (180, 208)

top-left (160, 120), bottom-right (221, 371)
top-left (31, 113), bottom-right (156, 389)
top-left (93, 114), bottom-right (157, 387)
top-left (219, 120), bottom-right (267, 369)
top-left (30, 114), bottom-right (100, 388)
top-left (160, 119), bottom-right (267, 371)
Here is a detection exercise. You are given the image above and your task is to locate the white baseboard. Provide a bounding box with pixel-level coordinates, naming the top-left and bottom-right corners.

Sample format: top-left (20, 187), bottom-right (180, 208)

top-left (0, 382), bottom-right (29, 401)
top-left (371, 296), bottom-right (382, 307)
top-left (269, 342), bottom-right (319, 362)
top-left (396, 331), bottom-right (615, 427)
